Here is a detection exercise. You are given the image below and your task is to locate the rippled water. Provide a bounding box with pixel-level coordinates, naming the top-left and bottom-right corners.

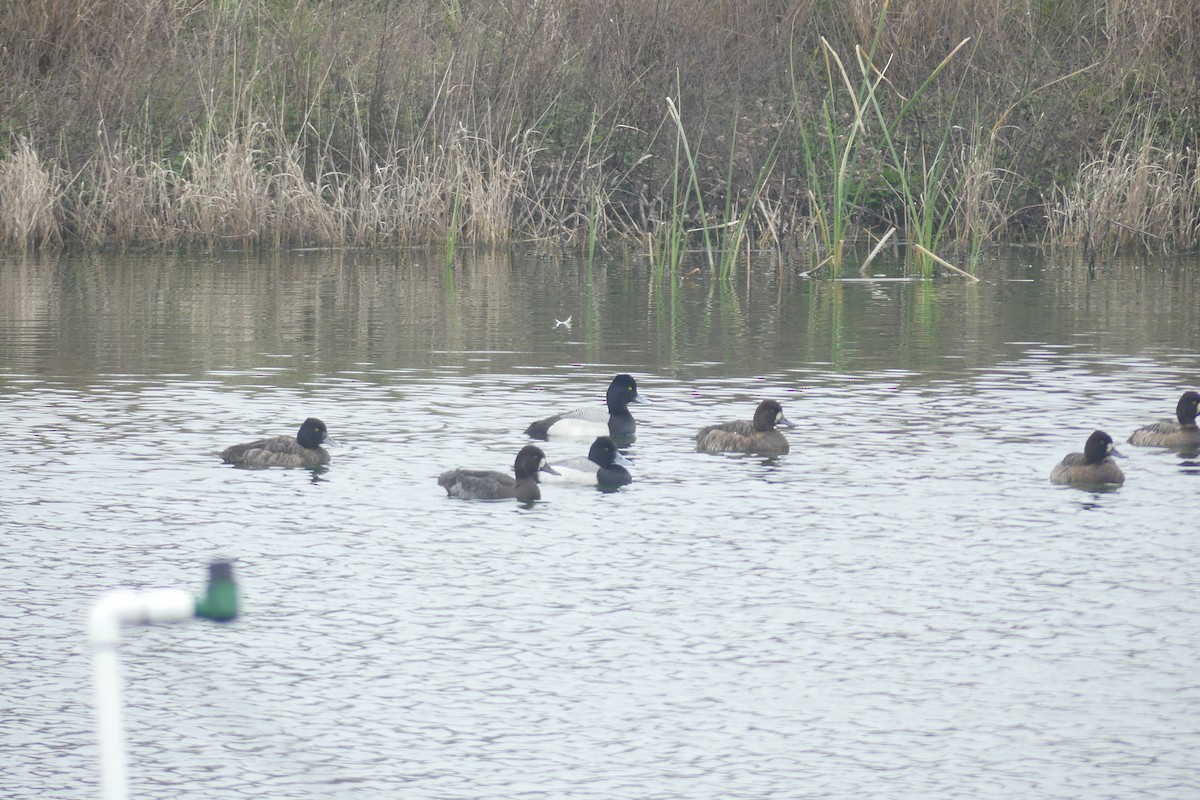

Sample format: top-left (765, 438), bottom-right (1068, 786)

top-left (2, 249), bottom-right (1198, 799)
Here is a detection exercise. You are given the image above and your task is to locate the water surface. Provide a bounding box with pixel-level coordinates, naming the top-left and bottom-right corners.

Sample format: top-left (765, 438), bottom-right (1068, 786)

top-left (2, 248), bottom-right (1198, 799)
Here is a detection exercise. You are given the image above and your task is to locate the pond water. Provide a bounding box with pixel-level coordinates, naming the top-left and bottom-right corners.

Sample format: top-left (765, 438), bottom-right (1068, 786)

top-left (2, 247), bottom-right (1198, 800)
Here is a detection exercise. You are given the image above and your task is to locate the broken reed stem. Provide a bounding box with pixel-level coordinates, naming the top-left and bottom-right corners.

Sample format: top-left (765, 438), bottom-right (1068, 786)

top-left (912, 243), bottom-right (979, 281)
top-left (860, 226), bottom-right (896, 274)
top-left (799, 253), bottom-right (836, 277)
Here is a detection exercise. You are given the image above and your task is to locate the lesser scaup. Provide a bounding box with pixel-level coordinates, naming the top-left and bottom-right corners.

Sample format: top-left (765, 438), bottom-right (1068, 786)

top-left (695, 399), bottom-right (795, 455)
top-left (544, 436), bottom-right (634, 486)
top-left (1050, 430), bottom-right (1125, 486)
top-left (437, 445), bottom-right (558, 501)
top-left (1127, 391), bottom-right (1200, 449)
top-left (219, 417), bottom-right (334, 468)
top-left (524, 374), bottom-right (649, 441)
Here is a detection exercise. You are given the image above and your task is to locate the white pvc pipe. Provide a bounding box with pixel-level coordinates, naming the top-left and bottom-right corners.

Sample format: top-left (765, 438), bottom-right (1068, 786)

top-left (91, 642), bottom-right (128, 800)
top-left (89, 589), bottom-right (196, 800)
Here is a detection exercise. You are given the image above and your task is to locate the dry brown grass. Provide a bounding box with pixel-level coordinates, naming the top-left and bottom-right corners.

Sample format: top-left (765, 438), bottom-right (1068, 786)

top-left (73, 144), bottom-right (176, 248)
top-left (0, 140), bottom-right (62, 249)
top-left (56, 112), bottom-right (547, 250)
top-left (0, 0), bottom-right (1197, 254)
top-left (1044, 109), bottom-right (1200, 255)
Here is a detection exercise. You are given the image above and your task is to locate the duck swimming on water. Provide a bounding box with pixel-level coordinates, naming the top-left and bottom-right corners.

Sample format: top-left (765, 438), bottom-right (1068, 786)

top-left (695, 399), bottom-right (794, 455)
top-left (1127, 391), bottom-right (1200, 450)
top-left (1050, 430), bottom-right (1125, 486)
top-left (524, 374), bottom-right (649, 441)
top-left (219, 418), bottom-right (334, 468)
top-left (438, 445), bottom-right (558, 501)
top-left (543, 436), bottom-right (634, 486)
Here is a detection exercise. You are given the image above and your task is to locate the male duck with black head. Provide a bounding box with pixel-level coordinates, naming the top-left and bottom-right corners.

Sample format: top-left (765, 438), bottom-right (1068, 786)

top-left (219, 417), bottom-right (335, 468)
top-left (695, 399), bottom-right (795, 455)
top-left (438, 445), bottom-right (558, 502)
top-left (525, 374), bottom-right (649, 442)
top-left (544, 435), bottom-right (634, 486)
top-left (1050, 430), bottom-right (1125, 487)
top-left (1127, 391), bottom-right (1200, 450)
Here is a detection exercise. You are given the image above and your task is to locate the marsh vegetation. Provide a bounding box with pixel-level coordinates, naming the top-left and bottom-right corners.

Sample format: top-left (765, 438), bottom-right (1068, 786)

top-left (2, 0), bottom-right (1198, 274)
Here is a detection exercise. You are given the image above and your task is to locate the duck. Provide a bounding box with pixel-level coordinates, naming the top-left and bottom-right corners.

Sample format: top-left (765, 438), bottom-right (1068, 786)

top-left (219, 417), bottom-right (334, 468)
top-left (695, 399), bottom-right (795, 455)
top-left (1127, 391), bottom-right (1200, 449)
top-left (1050, 430), bottom-right (1125, 486)
top-left (524, 374), bottom-right (649, 441)
top-left (544, 436), bottom-right (634, 486)
top-left (437, 445), bottom-right (558, 501)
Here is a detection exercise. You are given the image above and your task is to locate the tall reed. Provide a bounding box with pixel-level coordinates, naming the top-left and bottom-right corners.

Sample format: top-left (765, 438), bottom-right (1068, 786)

top-left (655, 95), bottom-right (787, 281)
top-left (648, 97), bottom-right (694, 280)
top-left (856, 25), bottom-right (973, 275)
top-left (662, 95), bottom-right (715, 272)
top-left (3, 0), bottom-right (1199, 256)
top-left (791, 30), bottom-right (884, 275)
top-left (1045, 106), bottom-right (1200, 257)
top-left (0, 140), bottom-right (61, 249)
top-left (715, 112), bottom-right (788, 281)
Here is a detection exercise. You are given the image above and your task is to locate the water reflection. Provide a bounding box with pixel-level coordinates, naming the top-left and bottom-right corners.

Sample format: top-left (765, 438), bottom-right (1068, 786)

top-left (2, 248), bottom-right (1199, 800)
top-left (1, 249), bottom-right (1195, 383)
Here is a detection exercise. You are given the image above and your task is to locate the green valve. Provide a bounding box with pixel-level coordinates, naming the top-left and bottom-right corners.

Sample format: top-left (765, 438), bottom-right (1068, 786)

top-left (195, 560), bottom-right (239, 622)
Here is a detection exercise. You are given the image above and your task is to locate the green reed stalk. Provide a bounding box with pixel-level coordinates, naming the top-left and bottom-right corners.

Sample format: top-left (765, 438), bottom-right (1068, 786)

top-left (446, 183), bottom-right (462, 267)
top-left (586, 191), bottom-right (601, 266)
top-left (650, 98), bottom-right (689, 279)
top-left (858, 34), bottom-right (973, 276)
top-left (716, 114), bottom-right (741, 280)
top-left (665, 93), bottom-right (788, 282)
top-left (648, 147), bottom-right (680, 280)
top-left (716, 108), bottom-right (789, 281)
top-left (665, 95), bottom-right (715, 272)
top-left (790, 14), bottom-right (889, 275)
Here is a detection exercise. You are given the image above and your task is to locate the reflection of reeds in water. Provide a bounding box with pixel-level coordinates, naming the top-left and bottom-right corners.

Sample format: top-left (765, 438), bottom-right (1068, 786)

top-left (906, 280), bottom-right (939, 350)
top-left (648, 267), bottom-right (750, 369)
top-left (0, 254), bottom-right (60, 335)
top-left (805, 280), bottom-right (844, 369)
top-left (704, 282), bottom-right (747, 354)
